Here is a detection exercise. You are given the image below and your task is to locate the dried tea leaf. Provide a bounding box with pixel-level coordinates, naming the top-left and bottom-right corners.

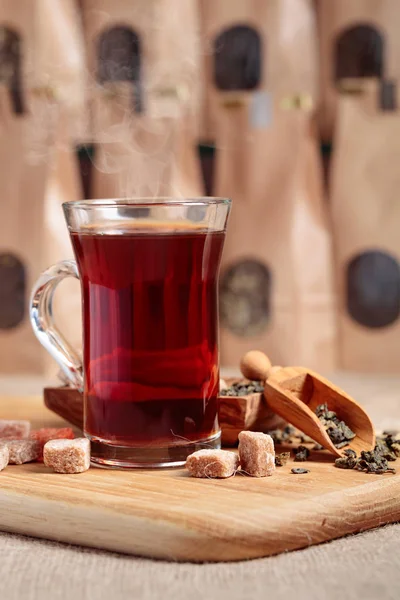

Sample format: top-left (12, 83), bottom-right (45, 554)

top-left (294, 445), bottom-right (310, 462)
top-left (355, 449), bottom-right (396, 474)
top-left (312, 443), bottom-right (324, 451)
top-left (335, 457), bottom-right (354, 469)
top-left (268, 425), bottom-right (296, 445)
top-left (335, 440), bottom-right (351, 449)
top-left (315, 404), bottom-right (355, 449)
top-left (291, 467), bottom-right (309, 474)
top-left (275, 452), bottom-right (290, 467)
top-left (391, 442), bottom-right (400, 457)
top-left (335, 448), bottom-right (358, 469)
top-left (220, 380), bottom-right (264, 397)
top-left (335, 442), bottom-right (398, 474)
top-left (326, 426), bottom-right (345, 445)
top-left (344, 448), bottom-right (357, 458)
top-left (339, 422), bottom-right (356, 440)
top-left (377, 447), bottom-right (396, 461)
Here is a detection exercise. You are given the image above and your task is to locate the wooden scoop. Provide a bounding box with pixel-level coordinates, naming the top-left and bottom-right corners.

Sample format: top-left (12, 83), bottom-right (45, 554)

top-left (240, 352), bottom-right (375, 457)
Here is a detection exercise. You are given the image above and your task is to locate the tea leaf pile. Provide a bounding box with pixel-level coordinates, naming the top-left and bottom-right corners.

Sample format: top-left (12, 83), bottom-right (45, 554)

top-left (315, 403), bottom-right (356, 449)
top-left (335, 432), bottom-right (399, 474)
top-left (220, 381), bottom-right (264, 397)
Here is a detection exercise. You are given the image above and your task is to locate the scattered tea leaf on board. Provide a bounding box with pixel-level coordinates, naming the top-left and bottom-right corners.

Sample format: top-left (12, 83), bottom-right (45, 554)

top-left (291, 468), bottom-right (310, 474)
top-left (275, 452), bottom-right (290, 467)
top-left (294, 445), bottom-right (310, 462)
top-left (380, 432), bottom-right (400, 458)
top-left (356, 449), bottom-right (396, 475)
top-left (335, 449), bottom-right (358, 469)
top-left (268, 425), bottom-right (296, 445)
top-left (268, 426), bottom-right (314, 446)
top-left (335, 443), bottom-right (397, 474)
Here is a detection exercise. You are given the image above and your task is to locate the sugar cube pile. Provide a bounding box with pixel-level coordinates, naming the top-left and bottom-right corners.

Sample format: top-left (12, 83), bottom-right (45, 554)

top-left (185, 432), bottom-right (276, 479)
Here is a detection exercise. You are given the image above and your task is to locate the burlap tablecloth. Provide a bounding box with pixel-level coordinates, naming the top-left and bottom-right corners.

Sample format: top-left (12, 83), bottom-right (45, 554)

top-left (0, 373), bottom-right (399, 600)
top-left (1, 524), bottom-right (399, 600)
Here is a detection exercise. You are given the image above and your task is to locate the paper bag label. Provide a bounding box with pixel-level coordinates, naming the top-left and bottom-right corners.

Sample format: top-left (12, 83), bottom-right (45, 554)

top-left (250, 91), bottom-right (272, 129)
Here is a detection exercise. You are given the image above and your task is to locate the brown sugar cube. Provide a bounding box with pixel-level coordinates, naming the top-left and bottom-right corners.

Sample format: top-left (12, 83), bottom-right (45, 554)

top-left (30, 427), bottom-right (75, 461)
top-left (0, 439), bottom-right (40, 464)
top-left (0, 420), bottom-right (30, 439)
top-left (186, 449), bottom-right (239, 478)
top-left (238, 431), bottom-right (276, 477)
top-left (43, 438), bottom-right (90, 474)
top-left (0, 446), bottom-right (9, 471)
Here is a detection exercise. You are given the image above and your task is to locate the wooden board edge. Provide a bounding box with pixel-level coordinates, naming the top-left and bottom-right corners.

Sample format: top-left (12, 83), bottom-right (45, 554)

top-left (0, 475), bottom-right (399, 562)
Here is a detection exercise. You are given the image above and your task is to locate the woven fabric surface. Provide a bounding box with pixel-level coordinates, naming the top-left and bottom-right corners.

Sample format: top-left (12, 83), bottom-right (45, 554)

top-left (0, 525), bottom-right (399, 600)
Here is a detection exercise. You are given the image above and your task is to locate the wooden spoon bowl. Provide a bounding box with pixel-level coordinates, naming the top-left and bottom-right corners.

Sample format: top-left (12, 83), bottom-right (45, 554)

top-left (264, 366), bottom-right (375, 457)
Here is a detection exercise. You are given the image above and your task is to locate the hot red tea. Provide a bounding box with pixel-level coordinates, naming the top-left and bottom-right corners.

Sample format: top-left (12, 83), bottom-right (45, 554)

top-left (71, 225), bottom-right (224, 449)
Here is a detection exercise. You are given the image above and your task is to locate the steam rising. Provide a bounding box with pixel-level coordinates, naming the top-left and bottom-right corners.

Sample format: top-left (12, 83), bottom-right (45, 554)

top-left (19, 0), bottom-right (204, 199)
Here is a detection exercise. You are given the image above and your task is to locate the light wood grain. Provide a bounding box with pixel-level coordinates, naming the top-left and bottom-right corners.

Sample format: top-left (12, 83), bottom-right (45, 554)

top-left (0, 396), bottom-right (398, 562)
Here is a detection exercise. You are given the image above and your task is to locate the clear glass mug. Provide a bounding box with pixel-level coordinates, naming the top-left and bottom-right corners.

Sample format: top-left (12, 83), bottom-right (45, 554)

top-left (30, 198), bottom-right (231, 468)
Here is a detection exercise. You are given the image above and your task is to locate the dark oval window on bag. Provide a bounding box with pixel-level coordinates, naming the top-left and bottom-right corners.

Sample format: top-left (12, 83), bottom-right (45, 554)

top-left (0, 253), bottom-right (25, 329)
top-left (346, 251), bottom-right (400, 328)
top-left (97, 26), bottom-right (143, 113)
top-left (0, 27), bottom-right (24, 114)
top-left (214, 25), bottom-right (262, 91)
top-left (335, 24), bottom-right (384, 82)
top-left (220, 258), bottom-right (271, 337)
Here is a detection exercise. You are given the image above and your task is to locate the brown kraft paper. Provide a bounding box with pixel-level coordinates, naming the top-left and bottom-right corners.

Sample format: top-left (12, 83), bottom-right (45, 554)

top-left (216, 99), bottom-right (336, 371)
top-left (81, 0), bottom-right (204, 199)
top-left (0, 84), bottom-right (83, 376)
top-left (317, 0), bottom-right (400, 141)
top-left (200, 0), bottom-right (318, 142)
top-left (330, 79), bottom-right (400, 372)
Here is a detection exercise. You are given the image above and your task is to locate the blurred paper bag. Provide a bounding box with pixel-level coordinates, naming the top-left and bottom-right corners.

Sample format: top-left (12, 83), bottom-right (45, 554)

top-left (318, 0), bottom-right (400, 141)
top-left (82, 0), bottom-right (203, 198)
top-left (0, 87), bottom-right (82, 376)
top-left (217, 101), bottom-right (337, 370)
top-left (200, 0), bottom-right (318, 141)
top-left (330, 79), bottom-right (400, 372)
top-left (35, 0), bottom-right (88, 143)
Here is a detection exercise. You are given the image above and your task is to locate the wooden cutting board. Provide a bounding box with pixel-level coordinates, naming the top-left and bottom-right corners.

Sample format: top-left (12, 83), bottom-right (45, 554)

top-left (0, 395), bottom-right (399, 562)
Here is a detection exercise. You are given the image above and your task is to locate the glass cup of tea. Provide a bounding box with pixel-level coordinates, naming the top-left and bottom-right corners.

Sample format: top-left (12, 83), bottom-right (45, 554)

top-left (30, 198), bottom-right (231, 468)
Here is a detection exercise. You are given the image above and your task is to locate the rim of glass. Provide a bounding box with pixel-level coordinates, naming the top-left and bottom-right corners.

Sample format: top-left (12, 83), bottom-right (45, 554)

top-left (63, 197), bottom-right (231, 209)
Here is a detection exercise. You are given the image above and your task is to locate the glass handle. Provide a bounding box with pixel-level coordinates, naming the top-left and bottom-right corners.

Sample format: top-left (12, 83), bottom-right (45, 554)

top-left (30, 260), bottom-right (83, 391)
